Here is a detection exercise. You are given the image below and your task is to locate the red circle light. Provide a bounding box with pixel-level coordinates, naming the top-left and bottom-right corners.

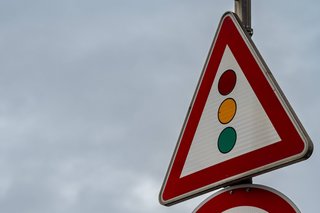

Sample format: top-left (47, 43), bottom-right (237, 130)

top-left (218, 69), bottom-right (236, 96)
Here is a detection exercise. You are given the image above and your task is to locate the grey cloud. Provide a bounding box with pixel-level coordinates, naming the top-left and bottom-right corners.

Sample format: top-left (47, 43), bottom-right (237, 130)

top-left (0, 0), bottom-right (318, 212)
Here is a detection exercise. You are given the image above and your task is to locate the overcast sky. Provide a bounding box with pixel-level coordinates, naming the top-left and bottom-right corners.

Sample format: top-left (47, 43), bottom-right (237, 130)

top-left (0, 1), bottom-right (319, 212)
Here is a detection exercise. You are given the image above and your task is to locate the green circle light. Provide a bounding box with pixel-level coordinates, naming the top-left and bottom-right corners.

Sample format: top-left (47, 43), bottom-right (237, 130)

top-left (218, 127), bottom-right (237, 154)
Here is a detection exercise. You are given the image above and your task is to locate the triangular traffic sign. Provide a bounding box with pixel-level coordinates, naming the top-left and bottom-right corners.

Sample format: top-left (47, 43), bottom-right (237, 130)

top-left (159, 12), bottom-right (313, 206)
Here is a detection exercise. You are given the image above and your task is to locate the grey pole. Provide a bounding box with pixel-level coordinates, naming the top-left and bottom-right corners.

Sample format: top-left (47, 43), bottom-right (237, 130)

top-left (235, 0), bottom-right (253, 36)
top-left (230, 0), bottom-right (253, 187)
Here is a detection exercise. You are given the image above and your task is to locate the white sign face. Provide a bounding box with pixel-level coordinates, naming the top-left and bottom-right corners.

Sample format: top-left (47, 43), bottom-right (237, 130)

top-left (222, 206), bottom-right (268, 213)
top-left (181, 45), bottom-right (280, 177)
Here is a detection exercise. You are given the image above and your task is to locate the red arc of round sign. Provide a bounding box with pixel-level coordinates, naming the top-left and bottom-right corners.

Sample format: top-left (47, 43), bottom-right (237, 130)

top-left (193, 184), bottom-right (300, 213)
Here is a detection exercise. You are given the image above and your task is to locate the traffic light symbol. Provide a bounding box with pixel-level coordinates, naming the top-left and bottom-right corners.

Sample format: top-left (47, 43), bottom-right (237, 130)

top-left (217, 69), bottom-right (237, 154)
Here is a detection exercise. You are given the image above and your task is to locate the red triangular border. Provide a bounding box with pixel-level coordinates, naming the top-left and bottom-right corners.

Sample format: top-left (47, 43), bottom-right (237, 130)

top-left (160, 12), bottom-right (312, 206)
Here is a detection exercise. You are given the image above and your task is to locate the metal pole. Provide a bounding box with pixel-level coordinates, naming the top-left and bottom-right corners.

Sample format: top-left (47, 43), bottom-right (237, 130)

top-left (231, 1), bottom-right (253, 185)
top-left (235, 0), bottom-right (253, 36)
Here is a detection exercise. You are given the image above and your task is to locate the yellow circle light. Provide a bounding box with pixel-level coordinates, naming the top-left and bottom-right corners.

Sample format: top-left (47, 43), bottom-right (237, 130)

top-left (218, 98), bottom-right (237, 124)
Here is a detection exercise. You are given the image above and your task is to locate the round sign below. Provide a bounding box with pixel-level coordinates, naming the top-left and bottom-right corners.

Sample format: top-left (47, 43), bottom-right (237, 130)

top-left (193, 184), bottom-right (300, 213)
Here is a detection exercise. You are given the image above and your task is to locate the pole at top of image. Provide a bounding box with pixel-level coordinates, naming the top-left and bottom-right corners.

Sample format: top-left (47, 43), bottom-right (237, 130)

top-left (235, 0), bottom-right (253, 36)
